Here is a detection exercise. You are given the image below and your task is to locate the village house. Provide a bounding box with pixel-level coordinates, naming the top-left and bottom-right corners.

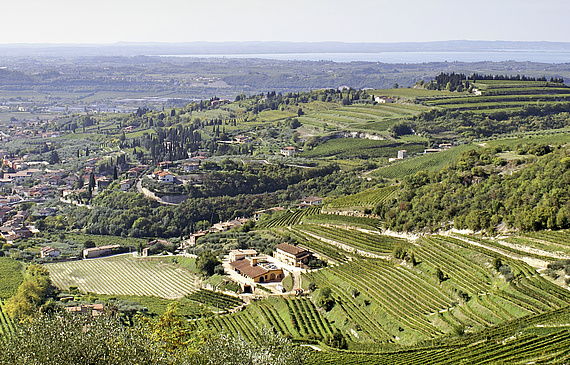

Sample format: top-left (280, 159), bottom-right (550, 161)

top-left (157, 171), bottom-right (175, 183)
top-left (178, 173), bottom-right (209, 185)
top-left (127, 167), bottom-right (141, 178)
top-left (37, 207), bottom-right (57, 217)
top-left (83, 244), bottom-right (120, 259)
top-left (96, 176), bottom-right (111, 190)
top-left (0, 195), bottom-right (22, 205)
top-left (40, 246), bottom-right (60, 258)
top-left (210, 218), bottom-right (249, 233)
top-left (280, 146), bottom-right (297, 157)
top-left (0, 206), bottom-right (12, 223)
top-left (63, 175), bottom-right (78, 186)
top-left (424, 148), bottom-right (442, 154)
top-left (120, 179), bottom-right (133, 191)
top-left (234, 135), bottom-right (249, 144)
top-left (229, 256), bottom-right (284, 283)
top-left (397, 150), bottom-right (407, 159)
top-left (3, 171), bottom-right (33, 184)
top-left (299, 196), bottom-right (323, 207)
top-left (182, 161), bottom-right (200, 172)
top-left (188, 231), bottom-right (207, 246)
top-left (2, 227), bottom-right (33, 243)
top-left (273, 243), bottom-right (313, 268)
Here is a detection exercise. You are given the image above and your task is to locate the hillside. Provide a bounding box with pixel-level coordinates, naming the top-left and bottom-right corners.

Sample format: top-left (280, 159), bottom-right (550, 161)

top-left (2, 75), bottom-right (570, 362)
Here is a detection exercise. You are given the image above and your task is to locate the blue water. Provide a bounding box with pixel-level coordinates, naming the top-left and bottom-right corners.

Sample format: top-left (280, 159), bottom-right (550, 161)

top-left (162, 51), bottom-right (570, 64)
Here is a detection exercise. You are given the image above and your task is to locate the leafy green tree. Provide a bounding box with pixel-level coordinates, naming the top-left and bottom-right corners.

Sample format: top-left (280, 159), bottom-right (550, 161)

top-left (316, 286), bottom-right (335, 311)
top-left (83, 240), bottom-right (96, 249)
top-left (435, 268), bottom-right (446, 283)
top-left (4, 265), bottom-right (53, 320)
top-left (196, 250), bottom-right (221, 277)
top-left (48, 150), bottom-right (59, 165)
top-left (325, 331), bottom-right (347, 349)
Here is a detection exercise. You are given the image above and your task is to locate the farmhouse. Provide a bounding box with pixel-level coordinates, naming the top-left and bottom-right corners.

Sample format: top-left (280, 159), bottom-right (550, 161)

top-left (229, 256), bottom-right (284, 283)
top-left (299, 196), bottom-right (323, 207)
top-left (83, 244), bottom-right (120, 259)
top-left (229, 249), bottom-right (258, 262)
top-left (274, 243), bottom-right (313, 268)
top-left (253, 206), bottom-right (285, 220)
top-left (40, 246), bottom-right (60, 258)
top-left (281, 146), bottom-right (297, 156)
top-left (66, 303), bottom-right (105, 317)
top-left (374, 95), bottom-right (395, 103)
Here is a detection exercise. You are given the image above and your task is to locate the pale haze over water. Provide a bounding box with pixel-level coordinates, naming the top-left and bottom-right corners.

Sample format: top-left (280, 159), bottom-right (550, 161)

top-left (162, 51), bottom-right (570, 64)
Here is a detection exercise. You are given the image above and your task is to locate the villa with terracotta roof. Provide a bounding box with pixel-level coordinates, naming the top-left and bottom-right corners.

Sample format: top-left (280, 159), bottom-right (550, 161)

top-left (273, 243), bottom-right (313, 267)
top-left (229, 256), bottom-right (283, 283)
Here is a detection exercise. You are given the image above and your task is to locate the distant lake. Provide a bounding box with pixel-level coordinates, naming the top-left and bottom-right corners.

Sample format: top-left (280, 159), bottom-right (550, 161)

top-left (161, 51), bottom-right (570, 64)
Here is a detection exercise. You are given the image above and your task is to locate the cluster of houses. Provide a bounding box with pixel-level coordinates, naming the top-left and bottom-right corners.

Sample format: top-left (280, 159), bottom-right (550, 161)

top-left (227, 243), bottom-right (314, 292)
top-left (0, 210), bottom-right (34, 243)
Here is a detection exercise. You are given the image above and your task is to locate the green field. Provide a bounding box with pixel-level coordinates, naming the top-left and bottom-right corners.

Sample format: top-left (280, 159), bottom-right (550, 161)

top-left (46, 254), bottom-right (196, 299)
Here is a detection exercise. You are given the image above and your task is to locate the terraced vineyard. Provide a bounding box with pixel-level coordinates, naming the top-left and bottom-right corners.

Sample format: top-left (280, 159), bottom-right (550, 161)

top-left (308, 329), bottom-right (570, 364)
top-left (257, 205), bottom-right (321, 228)
top-left (293, 224), bottom-right (406, 256)
top-left (422, 80), bottom-right (570, 114)
top-left (299, 138), bottom-right (426, 159)
top-left (0, 301), bottom-right (15, 338)
top-left (195, 297), bottom-right (333, 342)
top-left (186, 289), bottom-right (243, 311)
top-left (284, 228), bottom-right (350, 264)
top-left (46, 254), bottom-right (196, 299)
top-left (300, 234), bottom-right (570, 346)
top-left (325, 185), bottom-right (398, 209)
top-left (299, 103), bottom-right (427, 132)
top-left (301, 214), bottom-right (383, 230)
top-left (372, 143), bottom-right (478, 179)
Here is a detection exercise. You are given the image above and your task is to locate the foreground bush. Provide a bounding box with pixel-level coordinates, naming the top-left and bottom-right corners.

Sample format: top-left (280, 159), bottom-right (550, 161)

top-left (0, 312), bottom-right (306, 365)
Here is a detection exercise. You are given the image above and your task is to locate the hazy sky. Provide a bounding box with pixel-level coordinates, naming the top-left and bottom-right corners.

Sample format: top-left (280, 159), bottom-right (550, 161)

top-left (1, 0), bottom-right (569, 44)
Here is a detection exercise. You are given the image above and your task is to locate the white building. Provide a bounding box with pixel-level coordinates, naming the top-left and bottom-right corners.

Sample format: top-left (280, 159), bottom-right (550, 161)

top-left (281, 146), bottom-right (297, 157)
